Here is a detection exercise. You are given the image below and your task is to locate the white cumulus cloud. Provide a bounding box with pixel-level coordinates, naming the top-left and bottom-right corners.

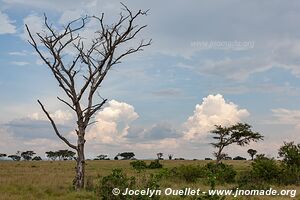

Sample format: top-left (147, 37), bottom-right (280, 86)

top-left (86, 100), bottom-right (139, 144)
top-left (183, 94), bottom-right (249, 140)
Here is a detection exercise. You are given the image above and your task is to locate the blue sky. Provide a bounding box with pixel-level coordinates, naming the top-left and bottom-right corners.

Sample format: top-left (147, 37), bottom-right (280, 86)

top-left (0, 0), bottom-right (299, 159)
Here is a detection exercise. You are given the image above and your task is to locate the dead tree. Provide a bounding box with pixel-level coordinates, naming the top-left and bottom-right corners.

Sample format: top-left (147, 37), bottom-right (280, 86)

top-left (26, 5), bottom-right (151, 190)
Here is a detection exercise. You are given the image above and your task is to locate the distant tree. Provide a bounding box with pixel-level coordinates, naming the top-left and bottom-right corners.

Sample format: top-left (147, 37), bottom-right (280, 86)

top-left (278, 141), bottom-right (300, 167)
top-left (57, 150), bottom-right (65, 160)
top-left (46, 150), bottom-right (75, 160)
top-left (32, 156), bottom-right (42, 161)
top-left (224, 156), bottom-right (232, 160)
top-left (205, 158), bottom-right (212, 160)
top-left (45, 151), bottom-right (58, 161)
top-left (67, 150), bottom-right (76, 160)
top-left (233, 156), bottom-right (247, 160)
top-left (0, 153), bottom-right (7, 159)
top-left (168, 154), bottom-right (173, 160)
top-left (8, 155), bottom-right (21, 161)
top-left (21, 151), bottom-right (36, 161)
top-left (210, 123), bottom-right (263, 163)
top-left (57, 150), bottom-right (76, 160)
top-left (96, 155), bottom-right (109, 160)
top-left (247, 149), bottom-right (257, 160)
top-left (157, 152), bottom-right (163, 160)
top-left (114, 156), bottom-right (119, 160)
top-left (119, 152), bottom-right (135, 160)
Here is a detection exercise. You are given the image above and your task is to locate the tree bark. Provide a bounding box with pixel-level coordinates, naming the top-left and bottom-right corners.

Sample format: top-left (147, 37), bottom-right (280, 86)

top-left (216, 146), bottom-right (224, 164)
top-left (74, 134), bottom-right (85, 189)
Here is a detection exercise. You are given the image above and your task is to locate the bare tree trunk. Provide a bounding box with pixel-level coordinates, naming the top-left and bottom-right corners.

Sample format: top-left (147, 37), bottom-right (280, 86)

top-left (216, 146), bottom-right (224, 164)
top-left (75, 145), bottom-right (85, 189)
top-left (74, 130), bottom-right (85, 189)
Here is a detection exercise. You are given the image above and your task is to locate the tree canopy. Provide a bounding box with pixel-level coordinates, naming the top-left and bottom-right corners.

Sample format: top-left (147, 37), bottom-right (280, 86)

top-left (211, 123), bottom-right (263, 163)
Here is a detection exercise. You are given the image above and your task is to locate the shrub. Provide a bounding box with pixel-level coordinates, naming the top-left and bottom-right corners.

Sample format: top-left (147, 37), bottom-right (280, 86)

top-left (96, 169), bottom-right (160, 200)
top-left (237, 171), bottom-right (270, 190)
top-left (155, 168), bottom-right (172, 179)
top-left (238, 154), bottom-right (299, 187)
top-left (251, 156), bottom-right (280, 183)
top-left (130, 160), bottom-right (148, 171)
top-left (203, 162), bottom-right (236, 184)
top-left (97, 169), bottom-right (136, 200)
top-left (171, 163), bottom-right (236, 184)
top-left (148, 160), bottom-right (163, 169)
top-left (171, 165), bottom-right (203, 182)
top-left (196, 172), bottom-right (226, 200)
top-left (278, 166), bottom-right (300, 185)
top-left (277, 142), bottom-right (300, 185)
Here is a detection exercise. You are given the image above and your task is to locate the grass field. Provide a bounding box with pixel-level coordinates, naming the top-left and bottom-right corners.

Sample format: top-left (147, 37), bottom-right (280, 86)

top-left (0, 160), bottom-right (298, 200)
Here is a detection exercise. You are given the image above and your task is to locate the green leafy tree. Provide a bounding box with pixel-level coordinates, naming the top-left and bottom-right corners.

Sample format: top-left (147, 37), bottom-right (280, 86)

top-left (210, 123), bottom-right (263, 163)
top-left (57, 150), bottom-right (76, 160)
top-left (67, 150), bottom-right (76, 160)
top-left (119, 152), bottom-right (135, 160)
top-left (46, 150), bottom-right (75, 160)
top-left (278, 141), bottom-right (300, 167)
top-left (21, 151), bottom-right (36, 161)
top-left (278, 142), bottom-right (300, 185)
top-left (96, 154), bottom-right (109, 160)
top-left (233, 156), bottom-right (246, 160)
top-left (247, 149), bottom-right (257, 160)
top-left (45, 151), bottom-right (58, 160)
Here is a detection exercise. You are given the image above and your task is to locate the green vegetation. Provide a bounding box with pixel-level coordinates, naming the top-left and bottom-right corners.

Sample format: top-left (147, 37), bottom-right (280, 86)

top-left (45, 150), bottom-right (76, 161)
top-left (97, 168), bottom-right (160, 200)
top-left (0, 160), bottom-right (299, 200)
top-left (210, 123), bottom-right (263, 163)
top-left (130, 160), bottom-right (148, 171)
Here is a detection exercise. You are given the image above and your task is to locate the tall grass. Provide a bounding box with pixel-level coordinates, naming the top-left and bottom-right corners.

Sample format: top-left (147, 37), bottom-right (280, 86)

top-left (0, 160), bottom-right (298, 200)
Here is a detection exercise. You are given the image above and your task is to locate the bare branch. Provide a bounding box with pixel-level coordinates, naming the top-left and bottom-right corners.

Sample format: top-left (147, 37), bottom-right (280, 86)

top-left (37, 100), bottom-right (77, 150)
top-left (57, 96), bottom-right (76, 111)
